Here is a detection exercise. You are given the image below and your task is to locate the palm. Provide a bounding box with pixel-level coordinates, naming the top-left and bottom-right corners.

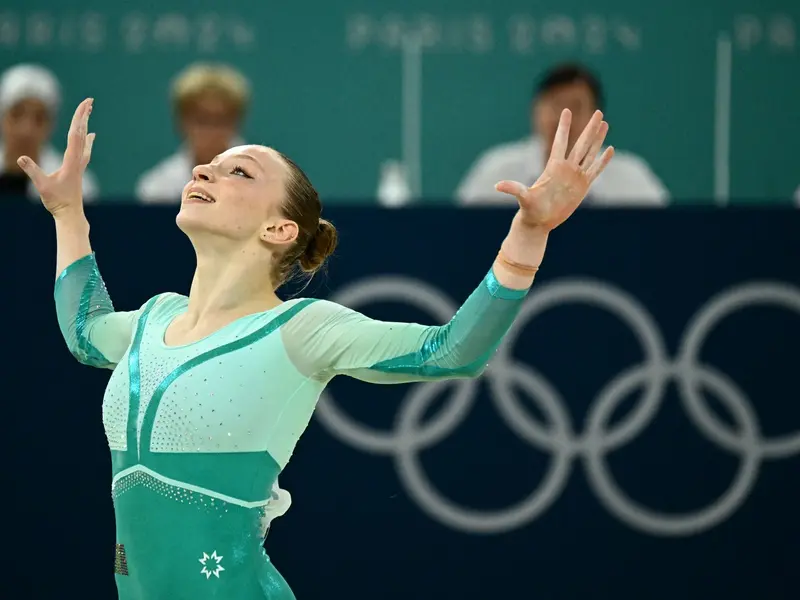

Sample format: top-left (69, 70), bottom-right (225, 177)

top-left (17, 98), bottom-right (95, 215)
top-left (496, 109), bottom-right (614, 231)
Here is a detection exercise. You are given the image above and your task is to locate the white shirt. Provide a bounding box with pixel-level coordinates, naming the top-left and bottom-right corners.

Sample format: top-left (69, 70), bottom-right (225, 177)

top-left (0, 143), bottom-right (99, 202)
top-left (135, 147), bottom-right (195, 204)
top-left (794, 185), bottom-right (799, 205)
top-left (136, 139), bottom-right (245, 204)
top-left (456, 136), bottom-right (669, 207)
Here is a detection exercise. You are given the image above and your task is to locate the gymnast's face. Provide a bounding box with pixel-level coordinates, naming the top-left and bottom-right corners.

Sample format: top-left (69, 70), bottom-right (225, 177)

top-left (176, 145), bottom-right (299, 250)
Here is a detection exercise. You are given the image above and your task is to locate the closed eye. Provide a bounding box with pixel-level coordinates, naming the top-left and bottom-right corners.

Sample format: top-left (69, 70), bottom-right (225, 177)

top-left (231, 165), bottom-right (252, 179)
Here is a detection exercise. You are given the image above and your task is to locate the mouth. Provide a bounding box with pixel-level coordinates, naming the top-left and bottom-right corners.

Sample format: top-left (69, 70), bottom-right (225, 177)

top-left (186, 189), bottom-right (216, 204)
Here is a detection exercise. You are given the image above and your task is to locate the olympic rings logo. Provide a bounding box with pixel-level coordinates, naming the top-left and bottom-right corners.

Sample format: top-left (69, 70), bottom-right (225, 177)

top-left (314, 276), bottom-right (800, 537)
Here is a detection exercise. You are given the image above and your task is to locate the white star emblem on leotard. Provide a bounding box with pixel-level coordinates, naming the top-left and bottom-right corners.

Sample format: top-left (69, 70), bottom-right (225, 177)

top-left (199, 550), bottom-right (225, 579)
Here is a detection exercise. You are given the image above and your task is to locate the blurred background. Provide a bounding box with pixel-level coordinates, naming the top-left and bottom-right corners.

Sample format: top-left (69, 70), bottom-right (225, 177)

top-left (3, 0), bottom-right (799, 599)
top-left (0, 0), bottom-right (798, 205)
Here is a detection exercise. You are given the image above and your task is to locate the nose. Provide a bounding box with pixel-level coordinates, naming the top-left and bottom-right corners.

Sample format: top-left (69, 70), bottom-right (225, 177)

top-left (192, 163), bottom-right (215, 182)
top-left (17, 119), bottom-right (37, 137)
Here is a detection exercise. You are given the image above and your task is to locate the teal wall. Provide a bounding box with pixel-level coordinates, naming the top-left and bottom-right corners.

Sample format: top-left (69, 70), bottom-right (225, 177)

top-left (0, 1), bottom-right (797, 203)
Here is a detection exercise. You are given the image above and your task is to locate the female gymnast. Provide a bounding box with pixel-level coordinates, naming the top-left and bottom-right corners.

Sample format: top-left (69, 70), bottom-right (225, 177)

top-left (19, 98), bottom-right (613, 599)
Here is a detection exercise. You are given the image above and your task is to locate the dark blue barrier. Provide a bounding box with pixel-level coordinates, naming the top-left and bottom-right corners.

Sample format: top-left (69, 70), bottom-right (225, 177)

top-left (5, 204), bottom-right (800, 599)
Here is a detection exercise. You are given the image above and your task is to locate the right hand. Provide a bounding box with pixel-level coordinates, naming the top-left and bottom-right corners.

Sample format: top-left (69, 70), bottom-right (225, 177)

top-left (17, 98), bottom-right (95, 217)
top-left (495, 109), bottom-right (613, 232)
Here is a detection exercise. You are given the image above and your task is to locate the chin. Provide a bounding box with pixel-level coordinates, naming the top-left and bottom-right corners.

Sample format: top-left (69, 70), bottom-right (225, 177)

top-left (175, 203), bottom-right (218, 235)
top-left (175, 205), bottom-right (255, 245)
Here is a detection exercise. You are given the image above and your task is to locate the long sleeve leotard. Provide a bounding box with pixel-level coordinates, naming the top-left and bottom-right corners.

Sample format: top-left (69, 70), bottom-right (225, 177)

top-left (55, 253), bottom-right (529, 600)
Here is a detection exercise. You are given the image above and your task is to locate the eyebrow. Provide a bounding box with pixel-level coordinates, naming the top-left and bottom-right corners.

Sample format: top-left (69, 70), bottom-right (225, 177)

top-left (212, 153), bottom-right (263, 170)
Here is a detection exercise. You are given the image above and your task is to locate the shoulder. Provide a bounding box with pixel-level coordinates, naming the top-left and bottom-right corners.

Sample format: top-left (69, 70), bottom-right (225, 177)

top-left (284, 299), bottom-right (369, 337)
top-left (139, 151), bottom-right (190, 179)
top-left (469, 138), bottom-right (537, 172)
top-left (138, 292), bottom-right (187, 319)
top-left (602, 149), bottom-right (665, 191)
top-left (39, 146), bottom-right (65, 171)
top-left (81, 167), bottom-right (100, 200)
top-left (606, 149), bottom-right (657, 175)
top-left (590, 148), bottom-right (669, 204)
top-left (457, 138), bottom-right (540, 203)
top-left (135, 151), bottom-right (191, 200)
top-left (292, 298), bottom-right (355, 322)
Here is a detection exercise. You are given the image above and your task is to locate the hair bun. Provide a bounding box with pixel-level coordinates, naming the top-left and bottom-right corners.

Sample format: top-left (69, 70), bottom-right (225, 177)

top-left (299, 218), bottom-right (338, 273)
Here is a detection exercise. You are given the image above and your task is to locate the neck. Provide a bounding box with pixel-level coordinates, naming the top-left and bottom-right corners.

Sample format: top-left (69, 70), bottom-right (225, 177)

top-left (183, 237), bottom-right (282, 327)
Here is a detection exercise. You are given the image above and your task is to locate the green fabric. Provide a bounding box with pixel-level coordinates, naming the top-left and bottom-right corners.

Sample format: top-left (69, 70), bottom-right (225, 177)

top-left (55, 253), bottom-right (142, 369)
top-left (279, 267), bottom-right (528, 384)
top-left (54, 255), bottom-right (530, 599)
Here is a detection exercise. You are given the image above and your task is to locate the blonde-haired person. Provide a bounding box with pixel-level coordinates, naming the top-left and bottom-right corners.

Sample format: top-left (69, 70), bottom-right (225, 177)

top-left (136, 63), bottom-right (250, 203)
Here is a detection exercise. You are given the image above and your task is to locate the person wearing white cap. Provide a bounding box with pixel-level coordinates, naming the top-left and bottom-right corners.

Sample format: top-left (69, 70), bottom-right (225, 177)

top-left (0, 63), bottom-right (98, 201)
top-left (135, 63), bottom-right (249, 204)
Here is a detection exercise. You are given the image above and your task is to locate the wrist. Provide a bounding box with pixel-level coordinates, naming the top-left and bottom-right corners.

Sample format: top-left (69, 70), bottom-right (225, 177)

top-left (500, 211), bottom-right (549, 267)
top-left (512, 210), bottom-right (550, 237)
top-left (53, 207), bottom-right (89, 229)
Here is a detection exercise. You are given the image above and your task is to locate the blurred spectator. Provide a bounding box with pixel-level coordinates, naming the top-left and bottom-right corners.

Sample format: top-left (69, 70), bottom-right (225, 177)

top-left (0, 64), bottom-right (98, 201)
top-left (135, 63), bottom-right (250, 203)
top-left (456, 63), bottom-right (669, 207)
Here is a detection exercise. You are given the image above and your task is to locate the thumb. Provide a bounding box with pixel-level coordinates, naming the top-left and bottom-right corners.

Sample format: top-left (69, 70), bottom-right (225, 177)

top-left (494, 180), bottom-right (528, 197)
top-left (17, 156), bottom-right (47, 190)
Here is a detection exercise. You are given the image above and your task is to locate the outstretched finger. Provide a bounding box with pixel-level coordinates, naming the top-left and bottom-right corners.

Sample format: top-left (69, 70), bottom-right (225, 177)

top-left (82, 132), bottom-right (96, 166)
top-left (586, 146), bottom-right (615, 181)
top-left (63, 98), bottom-right (92, 170)
top-left (549, 109), bottom-right (572, 161)
top-left (580, 121), bottom-right (609, 171)
top-left (16, 156), bottom-right (48, 191)
top-left (568, 110), bottom-right (603, 165)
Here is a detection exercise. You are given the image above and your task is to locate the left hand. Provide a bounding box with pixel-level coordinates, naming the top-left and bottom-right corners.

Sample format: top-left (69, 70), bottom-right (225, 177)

top-left (18, 98), bottom-right (95, 219)
top-left (495, 109), bottom-right (614, 231)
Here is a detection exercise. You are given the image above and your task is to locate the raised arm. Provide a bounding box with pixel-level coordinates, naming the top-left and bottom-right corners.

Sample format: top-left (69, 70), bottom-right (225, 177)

top-left (286, 264), bottom-right (530, 383)
top-left (18, 98), bottom-right (138, 368)
top-left (290, 109), bottom-right (614, 383)
top-left (54, 252), bottom-right (139, 369)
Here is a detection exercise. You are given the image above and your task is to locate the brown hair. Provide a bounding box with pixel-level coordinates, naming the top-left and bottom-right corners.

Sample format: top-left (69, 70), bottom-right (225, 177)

top-left (273, 152), bottom-right (338, 287)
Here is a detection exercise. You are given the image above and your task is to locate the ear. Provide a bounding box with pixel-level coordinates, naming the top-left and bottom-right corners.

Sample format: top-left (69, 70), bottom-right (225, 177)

top-left (260, 218), bottom-right (299, 247)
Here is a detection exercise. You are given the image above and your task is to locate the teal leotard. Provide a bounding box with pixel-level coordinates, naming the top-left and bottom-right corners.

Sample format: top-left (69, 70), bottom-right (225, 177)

top-left (55, 253), bottom-right (529, 599)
